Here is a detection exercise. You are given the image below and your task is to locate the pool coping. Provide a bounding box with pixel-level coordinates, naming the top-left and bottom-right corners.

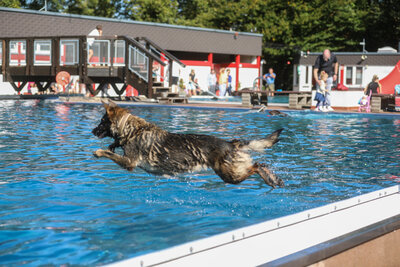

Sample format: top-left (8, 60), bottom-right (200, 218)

top-left (105, 185), bottom-right (400, 267)
top-left (265, 213), bottom-right (400, 267)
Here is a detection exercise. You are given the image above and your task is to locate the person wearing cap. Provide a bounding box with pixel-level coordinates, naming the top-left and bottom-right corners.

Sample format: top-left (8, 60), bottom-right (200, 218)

top-left (364, 74), bottom-right (382, 96)
top-left (313, 49), bottom-right (338, 111)
top-left (88, 25), bottom-right (103, 62)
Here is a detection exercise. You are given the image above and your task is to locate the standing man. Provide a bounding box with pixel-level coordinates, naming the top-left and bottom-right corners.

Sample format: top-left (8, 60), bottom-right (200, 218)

top-left (218, 68), bottom-right (228, 96)
top-left (313, 49), bottom-right (338, 111)
top-left (227, 69), bottom-right (233, 95)
top-left (88, 25), bottom-right (103, 63)
top-left (263, 68), bottom-right (276, 96)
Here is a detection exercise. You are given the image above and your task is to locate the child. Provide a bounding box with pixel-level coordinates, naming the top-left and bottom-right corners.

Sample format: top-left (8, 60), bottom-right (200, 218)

top-left (359, 95), bottom-right (368, 106)
top-left (314, 71), bottom-right (328, 112)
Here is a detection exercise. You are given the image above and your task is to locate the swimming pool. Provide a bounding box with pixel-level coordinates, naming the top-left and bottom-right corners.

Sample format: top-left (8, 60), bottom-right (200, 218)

top-left (0, 100), bottom-right (399, 266)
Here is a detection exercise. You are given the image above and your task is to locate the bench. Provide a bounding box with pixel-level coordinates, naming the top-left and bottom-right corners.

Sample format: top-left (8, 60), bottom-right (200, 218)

top-left (288, 93), bottom-right (312, 109)
top-left (371, 94), bottom-right (395, 112)
top-left (168, 97), bottom-right (188, 104)
top-left (240, 89), bottom-right (310, 109)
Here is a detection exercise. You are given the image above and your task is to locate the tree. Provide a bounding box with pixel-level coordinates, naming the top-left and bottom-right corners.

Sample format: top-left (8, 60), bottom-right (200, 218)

top-left (18, 0), bottom-right (65, 12)
top-left (0, 0), bottom-right (21, 8)
top-left (359, 0), bottom-right (400, 52)
top-left (65, 0), bottom-right (116, 18)
top-left (117, 0), bottom-right (178, 24)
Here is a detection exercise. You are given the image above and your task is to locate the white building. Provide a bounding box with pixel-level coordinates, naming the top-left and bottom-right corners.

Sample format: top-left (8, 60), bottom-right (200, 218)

top-left (293, 48), bottom-right (400, 108)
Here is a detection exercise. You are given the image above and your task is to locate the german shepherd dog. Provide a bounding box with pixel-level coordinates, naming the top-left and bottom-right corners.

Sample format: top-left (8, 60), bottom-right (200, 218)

top-left (92, 100), bottom-right (284, 188)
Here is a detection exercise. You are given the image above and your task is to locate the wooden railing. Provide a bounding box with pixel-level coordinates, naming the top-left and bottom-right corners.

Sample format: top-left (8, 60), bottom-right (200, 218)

top-left (0, 35), bottom-right (170, 98)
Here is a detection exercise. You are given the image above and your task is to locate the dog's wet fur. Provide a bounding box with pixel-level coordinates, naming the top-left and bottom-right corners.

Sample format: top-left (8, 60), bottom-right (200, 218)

top-left (92, 100), bottom-right (284, 188)
top-left (269, 110), bottom-right (288, 117)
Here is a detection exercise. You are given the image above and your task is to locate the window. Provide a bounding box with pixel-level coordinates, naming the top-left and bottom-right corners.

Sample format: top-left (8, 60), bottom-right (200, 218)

top-left (88, 40), bottom-right (110, 65)
top-left (129, 46), bottom-right (149, 82)
top-left (60, 39), bottom-right (79, 65)
top-left (356, 67), bottom-right (363, 85)
top-left (113, 40), bottom-right (125, 66)
top-left (9, 40), bottom-right (26, 66)
top-left (345, 66), bottom-right (363, 86)
top-left (0, 42), bottom-right (2, 66)
top-left (346, 67), bottom-right (353, 85)
top-left (34, 40), bottom-right (51, 66)
top-left (305, 66), bottom-right (309, 84)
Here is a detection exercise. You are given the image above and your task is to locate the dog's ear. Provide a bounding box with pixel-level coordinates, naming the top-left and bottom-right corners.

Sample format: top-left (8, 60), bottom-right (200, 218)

top-left (102, 100), bottom-right (119, 115)
top-left (101, 99), bottom-right (109, 110)
top-left (108, 100), bottom-right (118, 108)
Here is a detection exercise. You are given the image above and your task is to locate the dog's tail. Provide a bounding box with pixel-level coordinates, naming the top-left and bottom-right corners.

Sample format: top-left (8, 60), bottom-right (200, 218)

top-left (240, 128), bottom-right (283, 152)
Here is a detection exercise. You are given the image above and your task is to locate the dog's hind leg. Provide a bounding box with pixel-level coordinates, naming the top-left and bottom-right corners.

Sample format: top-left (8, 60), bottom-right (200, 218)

top-left (93, 149), bottom-right (137, 171)
top-left (254, 163), bottom-right (284, 188)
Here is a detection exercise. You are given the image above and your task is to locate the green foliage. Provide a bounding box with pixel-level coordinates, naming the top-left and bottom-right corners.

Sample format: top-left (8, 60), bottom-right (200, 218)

top-left (64, 0), bottom-right (116, 17)
top-left (116, 0), bottom-right (178, 24)
top-left (18, 0), bottom-right (65, 12)
top-left (0, 0), bottom-right (21, 8)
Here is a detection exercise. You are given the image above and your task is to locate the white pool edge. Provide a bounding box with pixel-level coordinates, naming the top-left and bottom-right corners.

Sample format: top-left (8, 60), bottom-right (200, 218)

top-left (105, 185), bottom-right (400, 267)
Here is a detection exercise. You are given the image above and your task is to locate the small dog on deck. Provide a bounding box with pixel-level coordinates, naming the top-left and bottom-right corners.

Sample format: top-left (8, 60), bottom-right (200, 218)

top-left (92, 100), bottom-right (285, 188)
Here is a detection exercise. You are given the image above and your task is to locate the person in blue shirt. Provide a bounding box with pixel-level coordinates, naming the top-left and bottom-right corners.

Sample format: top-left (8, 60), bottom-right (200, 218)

top-left (263, 68), bottom-right (276, 96)
top-left (227, 69), bottom-right (233, 95)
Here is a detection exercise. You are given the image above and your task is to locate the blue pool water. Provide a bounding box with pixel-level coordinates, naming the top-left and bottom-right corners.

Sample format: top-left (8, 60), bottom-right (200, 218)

top-left (0, 100), bottom-right (399, 266)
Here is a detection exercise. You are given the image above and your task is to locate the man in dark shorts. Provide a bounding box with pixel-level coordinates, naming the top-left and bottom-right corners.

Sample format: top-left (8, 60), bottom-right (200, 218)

top-left (263, 68), bottom-right (276, 96)
top-left (313, 49), bottom-right (338, 111)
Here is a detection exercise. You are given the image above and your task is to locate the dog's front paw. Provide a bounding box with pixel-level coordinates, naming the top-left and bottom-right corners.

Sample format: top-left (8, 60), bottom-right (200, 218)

top-left (93, 149), bottom-right (106, 158)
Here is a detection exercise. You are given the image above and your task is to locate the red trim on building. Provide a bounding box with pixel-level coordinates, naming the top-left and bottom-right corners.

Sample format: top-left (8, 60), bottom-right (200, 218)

top-left (257, 56), bottom-right (261, 88)
top-left (160, 53), bottom-right (166, 81)
top-left (180, 59), bottom-right (259, 69)
top-left (180, 60), bottom-right (213, 67)
top-left (208, 53), bottom-right (213, 68)
top-left (340, 65), bottom-right (344, 84)
top-left (218, 62), bottom-right (259, 69)
top-left (235, 55), bottom-right (240, 91)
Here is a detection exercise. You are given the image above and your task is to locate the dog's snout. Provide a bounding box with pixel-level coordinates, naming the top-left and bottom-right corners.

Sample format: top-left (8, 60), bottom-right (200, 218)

top-left (92, 125), bottom-right (104, 138)
top-left (92, 127), bottom-right (98, 136)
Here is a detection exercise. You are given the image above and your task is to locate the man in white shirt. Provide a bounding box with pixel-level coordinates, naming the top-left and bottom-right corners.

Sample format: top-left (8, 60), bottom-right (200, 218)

top-left (88, 25), bottom-right (103, 62)
top-left (207, 69), bottom-right (217, 94)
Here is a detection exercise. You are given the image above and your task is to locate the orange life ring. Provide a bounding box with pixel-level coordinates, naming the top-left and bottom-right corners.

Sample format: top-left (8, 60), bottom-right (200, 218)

top-left (56, 71), bottom-right (71, 86)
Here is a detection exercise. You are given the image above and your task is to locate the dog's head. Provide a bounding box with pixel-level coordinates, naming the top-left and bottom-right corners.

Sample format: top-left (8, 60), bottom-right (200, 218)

top-left (92, 100), bottom-right (123, 139)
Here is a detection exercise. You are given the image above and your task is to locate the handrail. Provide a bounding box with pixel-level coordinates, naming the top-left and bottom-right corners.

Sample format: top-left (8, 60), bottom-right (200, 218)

top-left (152, 71), bottom-right (169, 83)
top-left (136, 36), bottom-right (186, 67)
top-left (122, 36), bottom-right (166, 66)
